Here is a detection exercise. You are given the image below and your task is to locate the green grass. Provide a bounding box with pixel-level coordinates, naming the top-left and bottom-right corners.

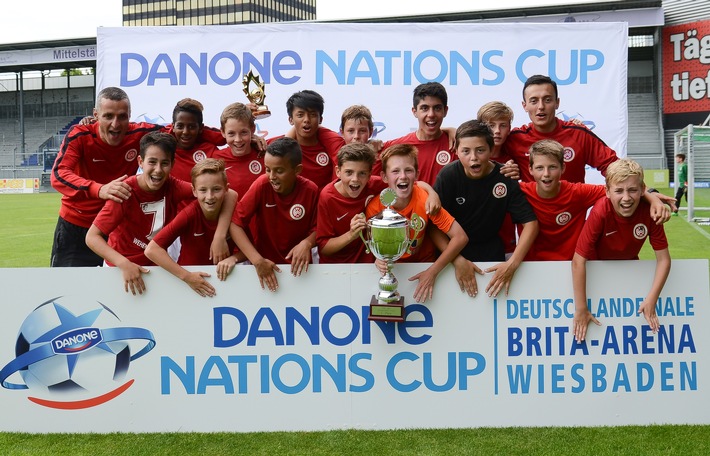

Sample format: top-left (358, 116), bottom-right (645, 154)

top-left (1, 190), bottom-right (709, 454)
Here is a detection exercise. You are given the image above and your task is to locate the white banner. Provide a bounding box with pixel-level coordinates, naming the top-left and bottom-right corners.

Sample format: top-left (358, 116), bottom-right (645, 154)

top-left (97, 22), bottom-right (628, 157)
top-left (0, 260), bottom-right (707, 432)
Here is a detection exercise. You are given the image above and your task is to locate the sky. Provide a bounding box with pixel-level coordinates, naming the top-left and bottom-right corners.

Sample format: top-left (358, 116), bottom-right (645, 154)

top-left (0, 0), bottom-right (620, 45)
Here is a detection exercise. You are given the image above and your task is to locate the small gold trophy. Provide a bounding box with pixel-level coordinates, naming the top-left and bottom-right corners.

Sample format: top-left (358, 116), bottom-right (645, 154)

top-left (242, 70), bottom-right (271, 119)
top-left (359, 189), bottom-right (424, 322)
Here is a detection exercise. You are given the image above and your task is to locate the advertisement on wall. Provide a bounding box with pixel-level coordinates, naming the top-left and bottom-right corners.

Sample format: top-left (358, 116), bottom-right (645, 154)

top-left (0, 260), bottom-right (707, 433)
top-left (662, 19), bottom-right (710, 128)
top-left (97, 22), bottom-right (628, 159)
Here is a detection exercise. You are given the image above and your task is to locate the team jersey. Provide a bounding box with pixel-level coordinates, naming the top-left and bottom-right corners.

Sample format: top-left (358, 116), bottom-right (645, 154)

top-left (375, 132), bottom-right (455, 186)
top-left (365, 185), bottom-right (455, 263)
top-left (171, 141), bottom-right (220, 183)
top-left (232, 174), bottom-right (318, 265)
top-left (210, 147), bottom-right (265, 200)
top-left (93, 175), bottom-right (193, 266)
top-left (575, 198), bottom-right (668, 260)
top-left (267, 127), bottom-right (344, 191)
top-left (520, 181), bottom-right (606, 261)
top-left (317, 177), bottom-right (387, 264)
top-left (152, 199), bottom-right (237, 265)
top-left (51, 122), bottom-right (162, 228)
top-left (434, 161), bottom-right (537, 262)
top-left (504, 118), bottom-right (618, 183)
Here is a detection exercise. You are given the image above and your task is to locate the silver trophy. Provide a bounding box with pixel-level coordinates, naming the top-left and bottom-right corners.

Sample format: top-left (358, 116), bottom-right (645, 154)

top-left (360, 188), bottom-right (424, 322)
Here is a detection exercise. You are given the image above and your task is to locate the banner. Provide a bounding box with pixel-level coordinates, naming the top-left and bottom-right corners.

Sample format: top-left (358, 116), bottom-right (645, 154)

top-left (97, 22), bottom-right (628, 157)
top-left (0, 260), bottom-right (707, 432)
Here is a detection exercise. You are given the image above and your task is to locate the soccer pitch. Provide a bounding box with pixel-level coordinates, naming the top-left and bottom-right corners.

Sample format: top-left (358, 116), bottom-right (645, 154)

top-left (0, 190), bottom-right (709, 454)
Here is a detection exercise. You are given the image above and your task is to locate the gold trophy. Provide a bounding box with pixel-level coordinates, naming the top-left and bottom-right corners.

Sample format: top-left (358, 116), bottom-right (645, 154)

top-left (359, 189), bottom-right (424, 322)
top-left (242, 70), bottom-right (271, 119)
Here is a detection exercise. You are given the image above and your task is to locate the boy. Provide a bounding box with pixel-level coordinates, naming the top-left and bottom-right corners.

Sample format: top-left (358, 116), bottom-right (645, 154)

top-left (317, 143), bottom-right (442, 264)
top-left (374, 82), bottom-right (456, 186)
top-left (230, 137), bottom-right (318, 292)
top-left (169, 98), bottom-right (220, 183)
top-left (271, 90), bottom-right (345, 191)
top-left (503, 74), bottom-right (619, 183)
top-left (86, 132), bottom-right (235, 295)
top-left (434, 120), bottom-right (538, 298)
top-left (572, 159), bottom-right (670, 342)
top-left (522, 140), bottom-right (669, 261)
top-left (213, 102), bottom-right (265, 199)
top-left (673, 153), bottom-right (688, 216)
top-left (366, 144), bottom-right (468, 303)
top-left (145, 159), bottom-right (241, 297)
top-left (340, 105), bottom-right (374, 144)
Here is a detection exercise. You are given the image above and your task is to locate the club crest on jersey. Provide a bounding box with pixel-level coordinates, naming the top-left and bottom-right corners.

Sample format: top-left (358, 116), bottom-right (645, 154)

top-left (316, 152), bottom-right (330, 166)
top-left (192, 150), bottom-right (207, 163)
top-left (633, 223), bottom-right (648, 240)
top-left (125, 149), bottom-right (138, 162)
top-left (563, 147), bottom-right (575, 162)
top-left (556, 211), bottom-right (572, 225)
top-left (456, 197), bottom-right (466, 205)
top-left (249, 160), bottom-right (263, 175)
top-left (290, 204), bottom-right (306, 220)
top-left (492, 183), bottom-right (507, 198)
top-left (436, 150), bottom-right (451, 166)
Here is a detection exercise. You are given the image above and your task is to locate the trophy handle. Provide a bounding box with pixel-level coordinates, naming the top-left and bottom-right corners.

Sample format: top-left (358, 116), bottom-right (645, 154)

top-left (406, 213), bottom-right (425, 255)
top-left (359, 231), bottom-right (370, 254)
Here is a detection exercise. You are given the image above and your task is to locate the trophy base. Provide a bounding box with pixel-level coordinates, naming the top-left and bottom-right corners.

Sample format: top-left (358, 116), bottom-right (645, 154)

top-left (368, 296), bottom-right (405, 322)
top-left (254, 109), bottom-right (271, 119)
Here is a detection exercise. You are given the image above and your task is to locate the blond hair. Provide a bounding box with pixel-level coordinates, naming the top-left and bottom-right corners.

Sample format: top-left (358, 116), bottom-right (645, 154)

top-left (191, 158), bottom-right (227, 186)
top-left (477, 101), bottom-right (514, 124)
top-left (220, 102), bottom-right (255, 130)
top-left (605, 158), bottom-right (645, 189)
top-left (340, 105), bottom-right (374, 133)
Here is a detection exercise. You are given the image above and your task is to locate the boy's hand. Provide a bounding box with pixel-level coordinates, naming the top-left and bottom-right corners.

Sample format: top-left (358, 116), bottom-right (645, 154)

top-left (453, 256), bottom-right (482, 297)
top-left (286, 240), bottom-right (312, 277)
top-left (349, 213), bottom-right (367, 238)
top-left (209, 237), bottom-right (229, 264)
top-left (638, 299), bottom-right (660, 333)
top-left (183, 271), bottom-right (216, 297)
top-left (99, 175), bottom-right (131, 203)
top-left (654, 193), bottom-right (678, 214)
top-left (484, 260), bottom-right (518, 297)
top-left (500, 160), bottom-right (520, 180)
top-left (424, 191), bottom-right (441, 216)
top-left (649, 200), bottom-right (671, 225)
top-left (374, 258), bottom-right (388, 276)
top-left (119, 262), bottom-right (149, 295)
top-left (251, 134), bottom-right (267, 154)
top-left (217, 256), bottom-right (238, 281)
top-left (573, 307), bottom-right (601, 342)
top-left (367, 139), bottom-right (383, 154)
top-left (79, 115), bottom-right (96, 126)
top-left (254, 258), bottom-right (281, 291)
top-left (408, 267), bottom-right (438, 303)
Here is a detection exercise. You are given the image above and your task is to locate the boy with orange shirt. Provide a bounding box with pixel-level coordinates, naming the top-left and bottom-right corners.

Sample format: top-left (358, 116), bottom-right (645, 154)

top-left (366, 144), bottom-right (468, 303)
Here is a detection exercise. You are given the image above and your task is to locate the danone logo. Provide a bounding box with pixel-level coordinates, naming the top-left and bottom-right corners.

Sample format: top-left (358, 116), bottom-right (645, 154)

top-left (51, 327), bottom-right (103, 354)
top-left (0, 296), bottom-right (155, 410)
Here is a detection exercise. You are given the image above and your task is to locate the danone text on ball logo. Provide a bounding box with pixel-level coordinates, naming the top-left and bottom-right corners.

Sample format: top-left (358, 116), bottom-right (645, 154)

top-left (0, 296), bottom-right (156, 409)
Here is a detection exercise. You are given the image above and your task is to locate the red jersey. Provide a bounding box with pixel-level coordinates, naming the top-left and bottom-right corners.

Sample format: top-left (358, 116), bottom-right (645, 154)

top-left (210, 148), bottom-right (265, 200)
top-left (232, 174), bottom-right (318, 265)
top-left (520, 181), bottom-right (605, 261)
top-left (51, 122), bottom-right (162, 227)
top-left (152, 199), bottom-right (236, 265)
top-left (376, 132), bottom-right (455, 186)
top-left (504, 118), bottom-right (619, 183)
top-left (316, 177), bottom-right (387, 264)
top-left (93, 175), bottom-right (193, 266)
top-left (575, 198), bottom-right (668, 261)
top-left (268, 127), bottom-right (344, 191)
top-left (171, 141), bottom-right (219, 183)
top-left (366, 185), bottom-right (455, 262)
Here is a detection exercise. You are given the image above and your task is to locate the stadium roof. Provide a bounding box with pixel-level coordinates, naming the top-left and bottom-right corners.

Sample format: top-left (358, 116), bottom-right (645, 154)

top-left (0, 38), bottom-right (96, 73)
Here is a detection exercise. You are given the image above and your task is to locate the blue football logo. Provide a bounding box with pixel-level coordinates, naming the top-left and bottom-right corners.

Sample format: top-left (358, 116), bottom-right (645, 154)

top-left (0, 296), bottom-right (155, 409)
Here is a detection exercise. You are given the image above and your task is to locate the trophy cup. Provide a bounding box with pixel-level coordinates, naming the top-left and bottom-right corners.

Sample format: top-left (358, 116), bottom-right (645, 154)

top-left (359, 189), bottom-right (424, 322)
top-left (242, 70), bottom-right (271, 119)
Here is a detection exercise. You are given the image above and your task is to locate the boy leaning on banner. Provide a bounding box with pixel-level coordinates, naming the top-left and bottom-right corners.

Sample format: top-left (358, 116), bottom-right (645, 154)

top-left (572, 158), bottom-right (671, 342)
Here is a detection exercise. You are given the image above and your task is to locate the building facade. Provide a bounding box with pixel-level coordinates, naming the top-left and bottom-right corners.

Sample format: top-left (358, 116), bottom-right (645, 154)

top-left (122, 0), bottom-right (315, 26)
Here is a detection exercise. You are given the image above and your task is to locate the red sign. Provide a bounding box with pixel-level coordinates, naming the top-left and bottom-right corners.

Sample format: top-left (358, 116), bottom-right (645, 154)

top-left (662, 19), bottom-right (710, 114)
